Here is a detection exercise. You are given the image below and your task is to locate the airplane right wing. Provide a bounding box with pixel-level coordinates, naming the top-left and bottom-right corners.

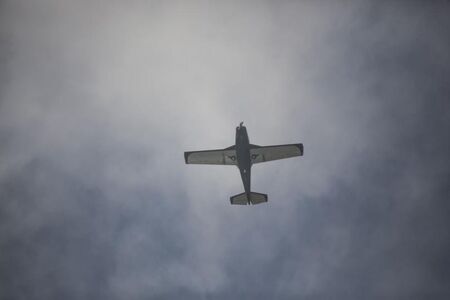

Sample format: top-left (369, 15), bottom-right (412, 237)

top-left (250, 143), bottom-right (303, 164)
top-left (184, 146), bottom-right (237, 165)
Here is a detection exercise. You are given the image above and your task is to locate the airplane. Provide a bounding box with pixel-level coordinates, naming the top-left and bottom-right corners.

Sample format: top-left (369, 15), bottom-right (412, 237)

top-left (184, 122), bottom-right (303, 205)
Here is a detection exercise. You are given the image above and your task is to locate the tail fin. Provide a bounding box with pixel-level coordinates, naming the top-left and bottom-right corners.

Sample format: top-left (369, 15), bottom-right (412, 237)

top-left (230, 192), bottom-right (268, 205)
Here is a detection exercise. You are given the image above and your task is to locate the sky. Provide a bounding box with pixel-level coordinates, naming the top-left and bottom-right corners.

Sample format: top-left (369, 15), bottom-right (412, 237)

top-left (1, 0), bottom-right (450, 299)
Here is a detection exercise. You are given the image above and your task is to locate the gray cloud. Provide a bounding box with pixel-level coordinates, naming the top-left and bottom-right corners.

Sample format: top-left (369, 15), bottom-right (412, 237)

top-left (1, 1), bottom-right (449, 299)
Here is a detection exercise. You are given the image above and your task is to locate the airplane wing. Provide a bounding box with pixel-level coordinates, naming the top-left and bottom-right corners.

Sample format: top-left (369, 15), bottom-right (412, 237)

top-left (250, 143), bottom-right (303, 164)
top-left (184, 146), bottom-right (237, 165)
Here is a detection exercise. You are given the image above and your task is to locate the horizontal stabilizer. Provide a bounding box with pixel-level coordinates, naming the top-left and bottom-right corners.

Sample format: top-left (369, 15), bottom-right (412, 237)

top-left (230, 192), bottom-right (268, 205)
top-left (250, 192), bottom-right (268, 204)
top-left (230, 192), bottom-right (248, 205)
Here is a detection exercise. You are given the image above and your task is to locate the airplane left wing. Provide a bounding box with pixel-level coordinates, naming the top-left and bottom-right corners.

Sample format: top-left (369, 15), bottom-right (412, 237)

top-left (184, 147), bottom-right (237, 165)
top-left (250, 143), bottom-right (303, 164)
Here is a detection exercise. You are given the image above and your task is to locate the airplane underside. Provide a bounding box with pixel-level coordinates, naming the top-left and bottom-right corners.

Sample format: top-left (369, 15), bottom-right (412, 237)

top-left (184, 122), bottom-right (303, 205)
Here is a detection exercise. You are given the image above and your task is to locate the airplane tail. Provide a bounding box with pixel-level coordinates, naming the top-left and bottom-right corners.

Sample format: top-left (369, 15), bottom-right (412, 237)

top-left (230, 192), bottom-right (268, 205)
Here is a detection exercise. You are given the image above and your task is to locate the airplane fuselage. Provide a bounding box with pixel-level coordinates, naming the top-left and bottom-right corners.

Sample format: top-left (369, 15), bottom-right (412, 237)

top-left (235, 123), bottom-right (251, 200)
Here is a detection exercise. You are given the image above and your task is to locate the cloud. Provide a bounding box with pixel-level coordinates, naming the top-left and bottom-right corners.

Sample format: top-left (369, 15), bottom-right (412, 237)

top-left (1, 1), bottom-right (449, 299)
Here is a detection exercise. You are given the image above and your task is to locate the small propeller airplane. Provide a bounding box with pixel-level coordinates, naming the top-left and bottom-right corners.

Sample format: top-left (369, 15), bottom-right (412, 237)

top-left (184, 122), bottom-right (303, 205)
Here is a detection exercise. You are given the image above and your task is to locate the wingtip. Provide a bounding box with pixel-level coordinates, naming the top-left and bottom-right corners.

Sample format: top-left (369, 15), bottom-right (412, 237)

top-left (184, 152), bottom-right (189, 164)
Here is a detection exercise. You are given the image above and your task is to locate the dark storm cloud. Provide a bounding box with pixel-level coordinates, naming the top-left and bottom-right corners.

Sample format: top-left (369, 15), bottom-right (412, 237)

top-left (1, 1), bottom-right (450, 299)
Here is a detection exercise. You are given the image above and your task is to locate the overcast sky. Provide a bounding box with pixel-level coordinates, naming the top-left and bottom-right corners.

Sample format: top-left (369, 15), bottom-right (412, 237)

top-left (1, 1), bottom-right (449, 299)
